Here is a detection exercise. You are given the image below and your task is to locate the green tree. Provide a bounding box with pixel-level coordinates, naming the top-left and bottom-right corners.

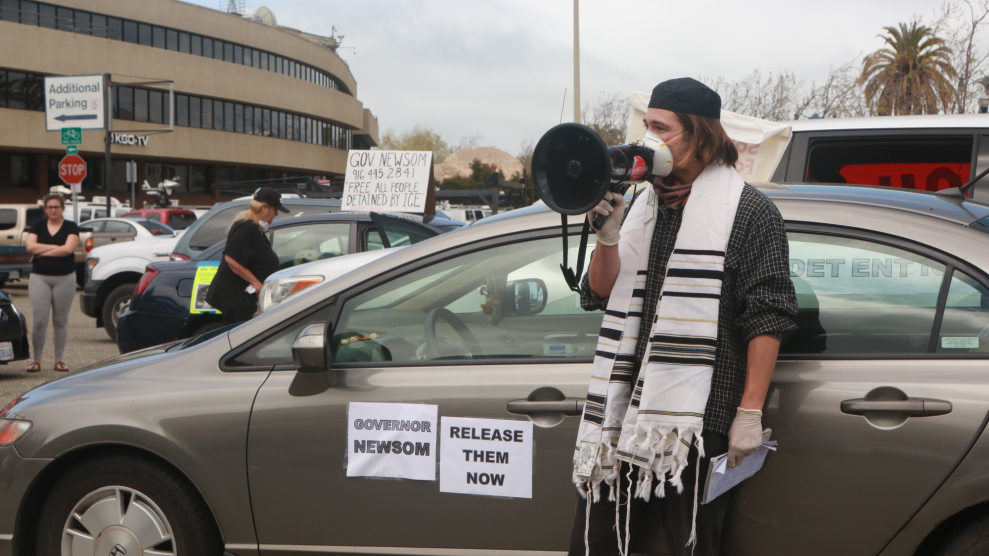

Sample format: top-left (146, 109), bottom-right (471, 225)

top-left (379, 124), bottom-right (451, 163)
top-left (437, 158), bottom-right (498, 190)
top-left (861, 21), bottom-right (957, 115)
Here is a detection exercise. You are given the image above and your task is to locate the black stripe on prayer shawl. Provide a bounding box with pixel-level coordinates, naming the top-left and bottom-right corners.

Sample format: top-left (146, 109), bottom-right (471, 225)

top-left (662, 290), bottom-right (722, 300)
top-left (637, 270), bottom-right (648, 275)
top-left (628, 311), bottom-right (643, 318)
top-left (605, 309), bottom-right (627, 318)
top-left (648, 354), bottom-right (715, 366)
top-left (673, 248), bottom-right (726, 257)
top-left (651, 334), bottom-right (718, 347)
top-left (587, 393), bottom-right (606, 405)
top-left (598, 327), bottom-right (622, 341)
top-left (632, 289), bottom-right (647, 298)
top-left (595, 350), bottom-right (617, 359)
top-left (639, 410), bottom-right (706, 418)
top-left (666, 268), bottom-right (725, 280)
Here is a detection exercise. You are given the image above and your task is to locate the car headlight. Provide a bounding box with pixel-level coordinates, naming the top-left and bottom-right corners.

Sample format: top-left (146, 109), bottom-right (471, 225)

top-left (86, 257), bottom-right (99, 269)
top-left (258, 276), bottom-right (324, 314)
top-left (0, 420), bottom-right (31, 447)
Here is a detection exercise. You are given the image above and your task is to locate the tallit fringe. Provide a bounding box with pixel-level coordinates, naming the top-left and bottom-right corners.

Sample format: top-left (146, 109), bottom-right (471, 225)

top-left (572, 442), bottom-right (621, 503)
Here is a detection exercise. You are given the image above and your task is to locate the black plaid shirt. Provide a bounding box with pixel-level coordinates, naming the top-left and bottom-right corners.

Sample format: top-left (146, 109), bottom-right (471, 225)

top-left (579, 184), bottom-right (797, 435)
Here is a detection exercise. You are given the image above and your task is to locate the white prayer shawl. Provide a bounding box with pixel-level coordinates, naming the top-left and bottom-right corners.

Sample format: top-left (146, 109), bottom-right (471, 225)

top-left (573, 164), bottom-right (744, 515)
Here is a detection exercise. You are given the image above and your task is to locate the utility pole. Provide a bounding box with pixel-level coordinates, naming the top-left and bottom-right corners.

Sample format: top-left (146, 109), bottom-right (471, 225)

top-left (573, 0), bottom-right (580, 124)
top-left (104, 73), bottom-right (112, 217)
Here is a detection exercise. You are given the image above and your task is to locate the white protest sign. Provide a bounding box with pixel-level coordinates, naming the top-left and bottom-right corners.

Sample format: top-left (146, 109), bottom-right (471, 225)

top-left (347, 402), bottom-right (437, 481)
top-left (343, 150), bottom-right (433, 213)
top-left (440, 417), bottom-right (533, 499)
top-left (44, 75), bottom-right (105, 131)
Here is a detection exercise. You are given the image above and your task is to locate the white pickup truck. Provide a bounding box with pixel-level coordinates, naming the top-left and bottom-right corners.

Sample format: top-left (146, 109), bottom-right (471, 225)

top-left (80, 230), bottom-right (184, 341)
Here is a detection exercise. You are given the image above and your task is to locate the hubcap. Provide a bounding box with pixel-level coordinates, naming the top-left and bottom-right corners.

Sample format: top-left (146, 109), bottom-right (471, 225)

top-left (61, 486), bottom-right (174, 556)
top-left (112, 297), bottom-right (131, 327)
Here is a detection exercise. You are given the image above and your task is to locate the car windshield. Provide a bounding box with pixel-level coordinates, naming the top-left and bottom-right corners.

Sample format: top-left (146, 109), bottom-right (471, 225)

top-left (136, 220), bottom-right (176, 236)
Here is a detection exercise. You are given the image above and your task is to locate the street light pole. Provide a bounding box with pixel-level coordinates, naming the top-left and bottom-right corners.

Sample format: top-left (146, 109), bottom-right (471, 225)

top-left (573, 0), bottom-right (580, 124)
top-left (104, 73), bottom-right (112, 217)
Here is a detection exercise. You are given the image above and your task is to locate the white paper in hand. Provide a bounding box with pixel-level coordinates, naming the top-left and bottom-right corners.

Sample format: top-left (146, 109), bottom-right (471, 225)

top-left (702, 429), bottom-right (776, 505)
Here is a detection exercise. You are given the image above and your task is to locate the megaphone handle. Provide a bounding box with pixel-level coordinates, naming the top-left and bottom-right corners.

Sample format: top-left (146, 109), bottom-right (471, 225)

top-left (592, 211), bottom-right (608, 231)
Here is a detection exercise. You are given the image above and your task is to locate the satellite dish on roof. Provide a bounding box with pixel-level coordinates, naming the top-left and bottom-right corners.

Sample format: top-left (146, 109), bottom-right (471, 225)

top-left (254, 7), bottom-right (277, 26)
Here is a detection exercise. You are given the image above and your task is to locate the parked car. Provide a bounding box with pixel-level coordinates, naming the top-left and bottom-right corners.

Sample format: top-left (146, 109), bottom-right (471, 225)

top-left (120, 207), bottom-right (198, 230)
top-left (79, 221), bottom-right (180, 342)
top-left (0, 289), bottom-right (28, 365)
top-left (170, 197), bottom-right (343, 261)
top-left (771, 114), bottom-right (989, 199)
top-left (8, 184), bottom-right (989, 555)
top-left (0, 246), bottom-right (31, 289)
top-left (117, 212), bottom-right (462, 353)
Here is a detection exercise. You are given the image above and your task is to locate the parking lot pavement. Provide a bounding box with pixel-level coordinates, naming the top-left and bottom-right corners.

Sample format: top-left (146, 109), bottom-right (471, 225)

top-left (0, 283), bottom-right (119, 405)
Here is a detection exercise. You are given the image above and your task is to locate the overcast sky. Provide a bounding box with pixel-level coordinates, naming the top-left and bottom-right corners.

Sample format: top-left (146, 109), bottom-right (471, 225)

top-left (186, 0), bottom-right (965, 156)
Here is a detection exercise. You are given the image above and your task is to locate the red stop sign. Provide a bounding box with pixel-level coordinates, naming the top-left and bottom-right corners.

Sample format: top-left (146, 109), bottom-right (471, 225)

top-left (58, 155), bottom-right (87, 185)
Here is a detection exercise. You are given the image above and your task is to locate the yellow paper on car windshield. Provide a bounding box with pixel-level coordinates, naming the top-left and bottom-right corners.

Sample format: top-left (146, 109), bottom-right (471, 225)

top-left (190, 261), bottom-right (221, 314)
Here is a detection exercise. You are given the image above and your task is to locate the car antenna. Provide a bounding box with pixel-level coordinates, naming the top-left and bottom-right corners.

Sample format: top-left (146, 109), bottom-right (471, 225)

top-left (935, 165), bottom-right (989, 199)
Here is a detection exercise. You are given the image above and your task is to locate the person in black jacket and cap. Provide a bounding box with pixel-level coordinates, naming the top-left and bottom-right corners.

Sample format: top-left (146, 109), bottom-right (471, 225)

top-left (206, 187), bottom-right (288, 324)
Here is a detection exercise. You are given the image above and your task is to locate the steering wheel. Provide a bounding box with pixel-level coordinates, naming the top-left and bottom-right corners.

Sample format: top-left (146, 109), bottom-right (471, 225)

top-left (423, 308), bottom-right (484, 360)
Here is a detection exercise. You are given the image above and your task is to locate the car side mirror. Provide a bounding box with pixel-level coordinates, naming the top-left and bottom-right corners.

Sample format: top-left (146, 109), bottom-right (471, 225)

top-left (504, 279), bottom-right (548, 317)
top-left (292, 323), bottom-right (328, 373)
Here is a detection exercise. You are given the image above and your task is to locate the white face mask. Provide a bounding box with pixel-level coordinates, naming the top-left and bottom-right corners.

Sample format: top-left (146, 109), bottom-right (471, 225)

top-left (258, 220), bottom-right (270, 230)
top-left (641, 130), bottom-right (684, 178)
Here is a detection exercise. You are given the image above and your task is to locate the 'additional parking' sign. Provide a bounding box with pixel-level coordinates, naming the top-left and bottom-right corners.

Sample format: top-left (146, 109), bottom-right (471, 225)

top-left (44, 75), bottom-right (105, 131)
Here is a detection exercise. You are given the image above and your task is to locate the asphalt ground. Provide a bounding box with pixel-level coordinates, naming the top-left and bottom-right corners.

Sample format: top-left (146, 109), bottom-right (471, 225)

top-left (0, 283), bottom-right (119, 405)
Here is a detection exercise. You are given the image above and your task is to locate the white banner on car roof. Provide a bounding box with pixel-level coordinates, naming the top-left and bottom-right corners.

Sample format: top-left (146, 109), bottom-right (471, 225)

top-left (625, 91), bottom-right (792, 183)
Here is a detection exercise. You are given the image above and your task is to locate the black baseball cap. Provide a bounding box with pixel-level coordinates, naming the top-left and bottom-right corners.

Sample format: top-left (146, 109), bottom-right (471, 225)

top-left (254, 187), bottom-right (290, 213)
top-left (648, 77), bottom-right (722, 120)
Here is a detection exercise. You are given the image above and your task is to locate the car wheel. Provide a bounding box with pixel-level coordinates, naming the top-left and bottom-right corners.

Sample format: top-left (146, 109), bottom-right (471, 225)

top-left (932, 513), bottom-right (989, 556)
top-left (36, 451), bottom-right (222, 556)
top-left (102, 284), bottom-right (134, 342)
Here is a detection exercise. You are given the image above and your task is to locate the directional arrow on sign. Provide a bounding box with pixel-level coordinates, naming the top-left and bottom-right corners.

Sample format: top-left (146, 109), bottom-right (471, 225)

top-left (55, 114), bottom-right (99, 122)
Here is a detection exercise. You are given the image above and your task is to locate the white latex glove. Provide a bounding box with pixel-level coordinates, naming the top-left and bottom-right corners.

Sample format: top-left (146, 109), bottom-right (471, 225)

top-left (727, 407), bottom-right (763, 468)
top-left (587, 191), bottom-right (625, 246)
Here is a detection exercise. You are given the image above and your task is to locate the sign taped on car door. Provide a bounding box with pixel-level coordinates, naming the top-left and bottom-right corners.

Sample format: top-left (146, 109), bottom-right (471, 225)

top-left (440, 417), bottom-right (533, 498)
top-left (190, 261), bottom-right (220, 314)
top-left (347, 402), bottom-right (438, 481)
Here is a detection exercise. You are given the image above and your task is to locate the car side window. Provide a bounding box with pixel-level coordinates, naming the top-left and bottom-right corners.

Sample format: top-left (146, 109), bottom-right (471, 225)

top-left (169, 213), bottom-right (196, 229)
top-left (367, 214), bottom-right (436, 250)
top-left (270, 223), bottom-right (350, 269)
top-left (147, 213), bottom-right (162, 222)
top-left (936, 270), bottom-right (989, 353)
top-left (781, 232), bottom-right (946, 355)
top-left (80, 221), bottom-right (103, 233)
top-left (189, 206), bottom-right (242, 250)
top-left (331, 236), bottom-right (602, 364)
top-left (804, 136), bottom-right (974, 191)
top-left (103, 221), bottom-right (134, 234)
top-left (225, 304), bottom-right (334, 369)
top-left (0, 209), bottom-right (16, 231)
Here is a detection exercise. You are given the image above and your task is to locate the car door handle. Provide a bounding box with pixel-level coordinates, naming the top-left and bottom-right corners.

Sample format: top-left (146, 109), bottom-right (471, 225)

top-left (841, 398), bottom-right (952, 417)
top-left (507, 399), bottom-right (584, 415)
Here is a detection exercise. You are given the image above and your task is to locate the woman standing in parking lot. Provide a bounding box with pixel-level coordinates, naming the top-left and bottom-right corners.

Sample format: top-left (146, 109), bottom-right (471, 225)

top-left (25, 193), bottom-right (79, 373)
top-left (205, 187), bottom-right (286, 325)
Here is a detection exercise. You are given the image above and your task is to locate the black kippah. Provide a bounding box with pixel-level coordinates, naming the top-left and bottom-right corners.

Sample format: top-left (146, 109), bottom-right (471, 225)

top-left (648, 77), bottom-right (721, 120)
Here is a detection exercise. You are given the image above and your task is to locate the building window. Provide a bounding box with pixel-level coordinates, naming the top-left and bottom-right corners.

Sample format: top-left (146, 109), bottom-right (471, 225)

top-left (91, 13), bottom-right (106, 35)
top-left (19, 1), bottom-right (37, 26)
top-left (0, 153), bottom-right (32, 189)
top-left (223, 42), bottom-right (233, 63)
top-left (213, 99), bottom-right (223, 130)
top-left (224, 101), bottom-right (234, 132)
top-left (278, 112), bottom-right (286, 140)
top-left (253, 107), bottom-right (262, 136)
top-left (0, 70), bottom-right (6, 108)
top-left (149, 90), bottom-right (163, 124)
top-left (176, 94), bottom-right (188, 127)
top-left (191, 34), bottom-right (201, 56)
top-left (38, 3), bottom-right (54, 28)
top-left (202, 37), bottom-right (212, 59)
top-left (123, 20), bottom-right (137, 43)
top-left (201, 97), bottom-right (212, 130)
top-left (107, 17), bottom-right (121, 40)
top-left (214, 40), bottom-right (224, 61)
top-left (244, 104), bottom-right (253, 135)
top-left (178, 32), bottom-right (190, 53)
top-left (189, 164), bottom-right (208, 193)
top-left (6, 71), bottom-right (26, 110)
top-left (117, 86), bottom-right (134, 120)
top-left (166, 29), bottom-right (178, 51)
top-left (234, 103), bottom-right (244, 133)
top-left (275, 56), bottom-right (282, 75)
top-left (262, 109), bottom-right (271, 137)
top-left (132, 88), bottom-right (147, 122)
top-left (189, 96), bottom-right (201, 128)
top-left (152, 26), bottom-right (165, 49)
top-left (233, 45), bottom-right (242, 65)
top-left (138, 23), bottom-right (151, 46)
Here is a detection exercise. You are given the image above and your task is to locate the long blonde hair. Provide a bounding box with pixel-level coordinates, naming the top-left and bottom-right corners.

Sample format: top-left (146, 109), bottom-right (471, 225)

top-left (230, 200), bottom-right (269, 228)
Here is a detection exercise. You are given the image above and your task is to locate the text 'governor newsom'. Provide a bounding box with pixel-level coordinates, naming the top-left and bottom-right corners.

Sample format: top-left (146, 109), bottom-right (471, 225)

top-left (347, 403), bottom-right (438, 481)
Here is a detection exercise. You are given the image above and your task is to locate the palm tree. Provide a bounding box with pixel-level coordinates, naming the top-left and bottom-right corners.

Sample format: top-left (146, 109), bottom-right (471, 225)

top-left (861, 22), bottom-right (957, 115)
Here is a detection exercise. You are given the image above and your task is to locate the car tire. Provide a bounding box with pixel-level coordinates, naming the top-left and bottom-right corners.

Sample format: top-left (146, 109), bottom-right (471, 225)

top-left (36, 451), bottom-right (222, 556)
top-left (102, 283), bottom-right (134, 342)
top-left (932, 513), bottom-right (989, 556)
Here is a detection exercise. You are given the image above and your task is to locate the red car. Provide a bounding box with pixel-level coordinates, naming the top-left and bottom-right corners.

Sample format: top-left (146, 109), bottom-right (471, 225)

top-left (120, 208), bottom-right (198, 230)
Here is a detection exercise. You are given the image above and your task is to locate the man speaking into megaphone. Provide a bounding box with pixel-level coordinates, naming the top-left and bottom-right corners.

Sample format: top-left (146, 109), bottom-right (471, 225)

top-left (568, 78), bottom-right (797, 556)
